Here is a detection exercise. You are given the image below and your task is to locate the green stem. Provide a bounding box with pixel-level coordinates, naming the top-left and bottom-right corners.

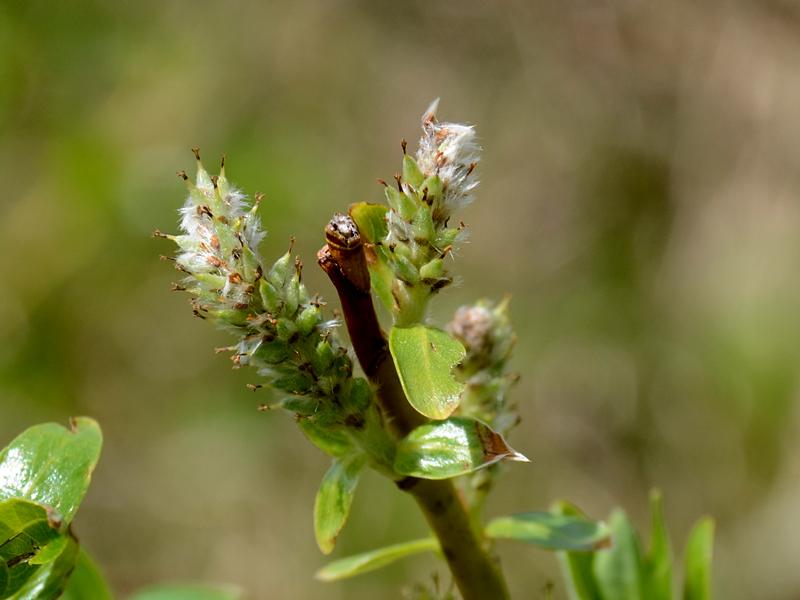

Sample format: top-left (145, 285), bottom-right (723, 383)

top-left (318, 216), bottom-right (510, 600)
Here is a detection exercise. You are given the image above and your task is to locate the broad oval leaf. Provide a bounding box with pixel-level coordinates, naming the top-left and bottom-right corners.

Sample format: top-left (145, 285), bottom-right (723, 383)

top-left (486, 512), bottom-right (610, 551)
top-left (682, 518), bottom-right (714, 600)
top-left (0, 418), bottom-right (102, 524)
top-left (389, 326), bottom-right (466, 420)
top-left (128, 585), bottom-right (242, 600)
top-left (61, 549), bottom-right (113, 600)
top-left (593, 509), bottom-right (645, 600)
top-left (315, 538), bottom-right (438, 582)
top-left (394, 417), bottom-right (527, 480)
top-left (314, 454), bottom-right (367, 554)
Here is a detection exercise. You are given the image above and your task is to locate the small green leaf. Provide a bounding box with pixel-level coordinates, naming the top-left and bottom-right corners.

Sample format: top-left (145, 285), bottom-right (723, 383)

top-left (402, 155), bottom-right (425, 188)
top-left (682, 518), bottom-right (713, 600)
top-left (8, 534), bottom-right (79, 600)
top-left (298, 420), bottom-right (353, 458)
top-left (593, 509), bottom-right (644, 600)
top-left (349, 202), bottom-right (388, 244)
top-left (394, 417), bottom-right (527, 480)
top-left (314, 454), bottom-right (367, 554)
top-left (0, 499), bottom-right (64, 598)
top-left (389, 326), bottom-right (466, 419)
top-left (315, 538), bottom-right (439, 582)
top-left (128, 584), bottom-right (242, 600)
top-left (552, 501), bottom-right (603, 600)
top-left (0, 418), bottom-right (102, 524)
top-left (486, 512), bottom-right (610, 551)
top-left (61, 549), bottom-right (113, 600)
top-left (367, 245), bottom-right (395, 312)
top-left (644, 490), bottom-right (672, 600)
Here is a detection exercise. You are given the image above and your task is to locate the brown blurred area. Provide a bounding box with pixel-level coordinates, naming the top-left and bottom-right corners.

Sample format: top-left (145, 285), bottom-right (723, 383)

top-left (2, 1), bottom-right (800, 598)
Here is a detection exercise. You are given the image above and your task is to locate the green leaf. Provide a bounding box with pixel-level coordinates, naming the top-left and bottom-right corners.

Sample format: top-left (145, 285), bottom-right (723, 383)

top-left (394, 417), bottom-right (527, 480)
top-left (61, 549), bottom-right (113, 600)
top-left (0, 499), bottom-right (64, 598)
top-left (8, 534), bottom-right (79, 600)
top-left (349, 202), bottom-right (388, 244)
top-left (367, 245), bottom-right (396, 313)
top-left (315, 538), bottom-right (439, 582)
top-left (552, 501), bottom-right (603, 600)
top-left (486, 512), bottom-right (610, 551)
top-left (682, 518), bottom-right (713, 600)
top-left (314, 454), bottom-right (367, 554)
top-left (298, 420), bottom-right (353, 458)
top-left (402, 155), bottom-right (425, 188)
top-left (389, 326), bottom-right (466, 419)
top-left (593, 509), bottom-right (644, 600)
top-left (128, 584), bottom-right (242, 600)
top-left (643, 490), bottom-right (672, 600)
top-left (0, 418), bottom-right (102, 524)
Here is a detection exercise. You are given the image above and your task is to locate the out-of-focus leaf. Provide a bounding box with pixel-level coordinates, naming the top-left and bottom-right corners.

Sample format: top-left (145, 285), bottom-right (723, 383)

top-left (389, 326), bottom-right (466, 419)
top-left (0, 418), bottom-right (102, 524)
top-left (0, 499), bottom-right (65, 598)
top-left (128, 585), bottom-right (242, 600)
top-left (553, 501), bottom-right (603, 600)
top-left (315, 538), bottom-right (439, 582)
top-left (61, 548), bottom-right (113, 600)
top-left (394, 417), bottom-right (527, 480)
top-left (349, 202), bottom-right (388, 243)
top-left (593, 509), bottom-right (644, 600)
top-left (643, 490), bottom-right (672, 600)
top-left (314, 454), bottom-right (367, 555)
top-left (682, 518), bottom-right (714, 600)
top-left (486, 512), bottom-right (609, 551)
top-left (8, 534), bottom-right (79, 600)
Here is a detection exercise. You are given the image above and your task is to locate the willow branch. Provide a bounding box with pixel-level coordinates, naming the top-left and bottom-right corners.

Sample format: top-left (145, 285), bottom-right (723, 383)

top-left (318, 214), bottom-right (510, 600)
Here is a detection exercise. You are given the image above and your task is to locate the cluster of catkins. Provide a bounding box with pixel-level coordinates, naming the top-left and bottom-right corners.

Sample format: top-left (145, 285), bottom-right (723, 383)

top-left (157, 152), bottom-right (395, 472)
top-left (377, 99), bottom-right (481, 325)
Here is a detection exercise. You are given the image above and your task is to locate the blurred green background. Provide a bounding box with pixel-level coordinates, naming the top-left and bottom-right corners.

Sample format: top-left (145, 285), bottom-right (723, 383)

top-left (2, 1), bottom-right (800, 598)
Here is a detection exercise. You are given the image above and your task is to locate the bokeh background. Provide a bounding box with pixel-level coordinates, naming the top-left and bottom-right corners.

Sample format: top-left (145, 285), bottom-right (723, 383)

top-left (2, 1), bottom-right (800, 598)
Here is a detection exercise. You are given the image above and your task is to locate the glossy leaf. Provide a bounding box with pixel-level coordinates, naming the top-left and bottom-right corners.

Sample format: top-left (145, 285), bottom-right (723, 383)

top-left (315, 538), bottom-right (439, 582)
top-left (314, 454), bottom-right (367, 554)
top-left (0, 499), bottom-right (64, 598)
top-left (643, 490), bottom-right (672, 600)
top-left (553, 501), bottom-right (603, 600)
top-left (593, 509), bottom-right (644, 600)
top-left (683, 518), bottom-right (714, 600)
top-left (349, 202), bottom-right (388, 244)
top-left (61, 549), bottom-right (113, 600)
top-left (0, 418), bottom-right (102, 524)
top-left (8, 534), bottom-right (79, 600)
top-left (389, 326), bottom-right (466, 419)
top-left (486, 512), bottom-right (610, 551)
top-left (128, 585), bottom-right (242, 600)
top-left (394, 417), bottom-right (527, 480)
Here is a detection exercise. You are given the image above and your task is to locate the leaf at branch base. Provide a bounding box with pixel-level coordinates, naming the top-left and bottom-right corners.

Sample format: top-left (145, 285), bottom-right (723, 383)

top-left (61, 548), bottom-right (113, 600)
top-left (389, 326), bottom-right (466, 420)
top-left (0, 418), bottom-right (102, 524)
top-left (315, 538), bottom-right (439, 582)
top-left (394, 417), bottom-right (528, 480)
top-left (486, 512), bottom-right (610, 551)
top-left (682, 518), bottom-right (714, 600)
top-left (128, 585), bottom-right (242, 600)
top-left (314, 454), bottom-right (367, 555)
top-left (349, 202), bottom-right (388, 244)
top-left (552, 501), bottom-right (604, 600)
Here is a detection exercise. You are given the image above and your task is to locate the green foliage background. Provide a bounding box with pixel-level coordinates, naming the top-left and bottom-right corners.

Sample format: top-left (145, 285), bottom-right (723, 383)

top-left (1, 1), bottom-right (799, 598)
